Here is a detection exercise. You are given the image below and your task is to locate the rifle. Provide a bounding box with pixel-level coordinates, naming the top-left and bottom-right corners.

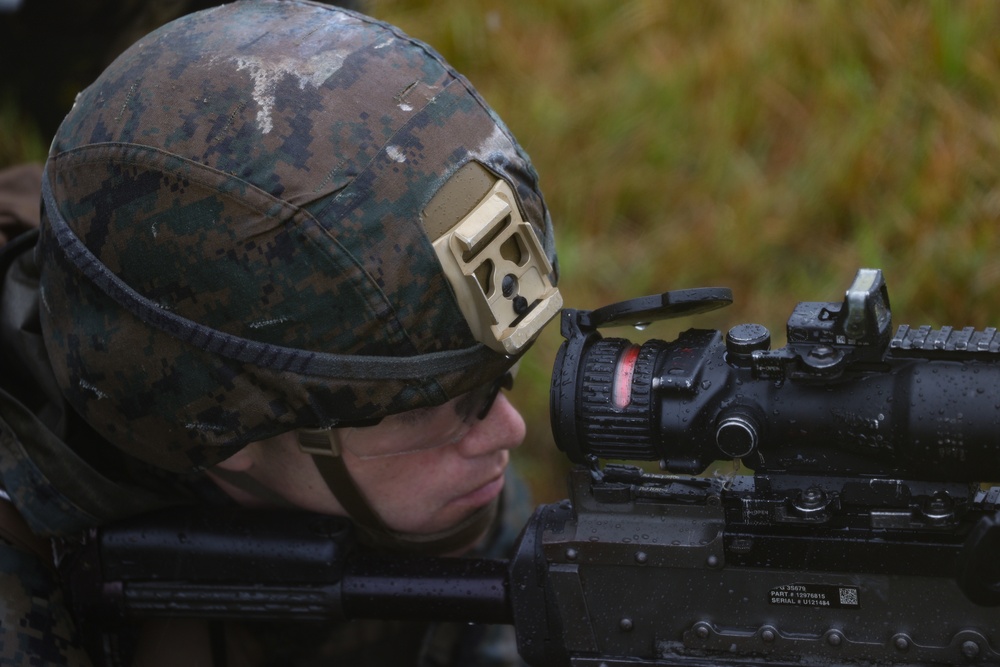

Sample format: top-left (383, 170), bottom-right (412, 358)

top-left (69, 269), bottom-right (1000, 666)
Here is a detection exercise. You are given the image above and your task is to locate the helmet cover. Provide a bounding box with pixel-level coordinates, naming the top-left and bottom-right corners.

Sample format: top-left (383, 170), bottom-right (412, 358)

top-left (38, 0), bottom-right (558, 471)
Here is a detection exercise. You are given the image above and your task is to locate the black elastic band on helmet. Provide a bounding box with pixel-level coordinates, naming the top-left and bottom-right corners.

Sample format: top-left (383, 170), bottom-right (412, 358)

top-left (40, 171), bottom-right (501, 381)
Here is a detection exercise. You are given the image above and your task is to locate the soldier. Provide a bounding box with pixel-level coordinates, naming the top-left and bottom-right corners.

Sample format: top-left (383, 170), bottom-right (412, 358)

top-left (0, 1), bottom-right (561, 664)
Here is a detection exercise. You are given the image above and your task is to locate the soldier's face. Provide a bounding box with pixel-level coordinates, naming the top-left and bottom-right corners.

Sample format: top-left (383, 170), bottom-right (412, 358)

top-left (211, 393), bottom-right (525, 551)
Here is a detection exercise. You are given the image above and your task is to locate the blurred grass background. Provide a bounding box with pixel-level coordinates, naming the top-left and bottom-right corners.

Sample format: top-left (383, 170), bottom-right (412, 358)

top-left (4, 0), bottom-right (1000, 504)
top-left (367, 0), bottom-right (1000, 502)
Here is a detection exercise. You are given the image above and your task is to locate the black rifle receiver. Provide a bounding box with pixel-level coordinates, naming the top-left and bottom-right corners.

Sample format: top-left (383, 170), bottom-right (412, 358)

top-left (74, 269), bottom-right (1000, 667)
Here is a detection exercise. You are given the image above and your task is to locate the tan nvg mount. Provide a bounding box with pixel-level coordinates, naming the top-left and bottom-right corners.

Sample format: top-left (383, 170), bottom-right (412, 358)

top-left (425, 163), bottom-right (561, 355)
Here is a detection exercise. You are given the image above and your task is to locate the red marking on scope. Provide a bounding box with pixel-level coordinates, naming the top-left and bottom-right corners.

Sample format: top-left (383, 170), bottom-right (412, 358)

top-left (613, 345), bottom-right (641, 409)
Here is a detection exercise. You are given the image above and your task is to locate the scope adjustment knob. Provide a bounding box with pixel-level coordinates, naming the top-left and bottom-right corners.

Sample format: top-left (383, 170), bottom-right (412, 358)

top-left (715, 408), bottom-right (760, 459)
top-left (726, 324), bottom-right (771, 358)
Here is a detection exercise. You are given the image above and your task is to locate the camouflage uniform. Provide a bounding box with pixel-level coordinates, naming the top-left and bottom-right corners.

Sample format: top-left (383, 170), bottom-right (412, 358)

top-left (0, 1), bottom-right (558, 664)
top-left (0, 169), bottom-right (97, 666)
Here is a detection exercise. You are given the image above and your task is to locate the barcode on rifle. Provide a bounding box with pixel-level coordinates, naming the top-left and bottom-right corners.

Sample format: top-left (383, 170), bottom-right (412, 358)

top-left (769, 583), bottom-right (861, 608)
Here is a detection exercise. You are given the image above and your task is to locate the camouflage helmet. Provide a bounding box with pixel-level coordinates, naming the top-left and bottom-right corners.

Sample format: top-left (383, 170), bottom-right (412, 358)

top-left (38, 0), bottom-right (560, 472)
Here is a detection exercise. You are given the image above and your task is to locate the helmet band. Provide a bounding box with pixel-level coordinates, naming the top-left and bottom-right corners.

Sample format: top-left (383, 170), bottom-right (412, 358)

top-left (41, 170), bottom-right (498, 383)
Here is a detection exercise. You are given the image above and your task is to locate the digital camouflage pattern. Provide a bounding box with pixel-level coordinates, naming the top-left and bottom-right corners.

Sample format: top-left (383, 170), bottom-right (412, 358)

top-left (38, 0), bottom-right (558, 471)
top-left (0, 539), bottom-right (90, 666)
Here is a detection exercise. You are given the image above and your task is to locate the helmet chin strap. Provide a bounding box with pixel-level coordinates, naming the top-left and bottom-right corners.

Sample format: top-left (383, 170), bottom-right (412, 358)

top-left (297, 430), bottom-right (499, 554)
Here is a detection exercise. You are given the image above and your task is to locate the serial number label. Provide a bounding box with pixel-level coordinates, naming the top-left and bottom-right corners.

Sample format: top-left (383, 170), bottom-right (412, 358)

top-left (769, 583), bottom-right (860, 609)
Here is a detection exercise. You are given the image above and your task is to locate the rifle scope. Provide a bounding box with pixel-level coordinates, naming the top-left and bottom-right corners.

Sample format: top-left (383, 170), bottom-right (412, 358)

top-left (551, 269), bottom-right (1000, 481)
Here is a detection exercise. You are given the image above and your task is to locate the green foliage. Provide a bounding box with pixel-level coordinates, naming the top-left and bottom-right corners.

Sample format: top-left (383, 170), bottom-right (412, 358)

top-left (370, 0), bottom-right (1000, 501)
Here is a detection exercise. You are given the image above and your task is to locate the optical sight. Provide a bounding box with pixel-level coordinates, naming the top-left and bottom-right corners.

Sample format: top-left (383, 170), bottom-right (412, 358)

top-left (551, 269), bottom-right (1000, 481)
